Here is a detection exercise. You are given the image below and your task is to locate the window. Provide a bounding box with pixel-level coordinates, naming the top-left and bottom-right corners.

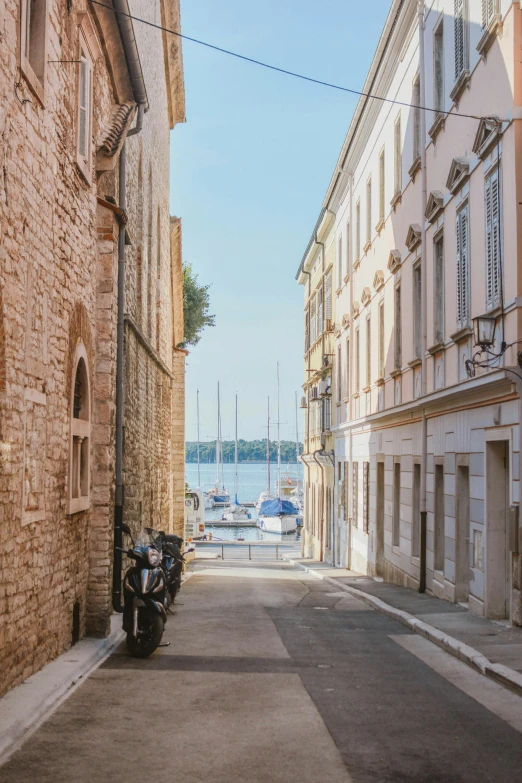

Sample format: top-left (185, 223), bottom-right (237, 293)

top-left (473, 529), bottom-right (483, 570)
top-left (393, 461), bottom-right (401, 547)
top-left (485, 166), bottom-right (501, 311)
top-left (482, 0), bottom-right (498, 28)
top-left (434, 464), bottom-right (445, 570)
top-left (310, 296), bottom-right (317, 345)
top-left (434, 21), bottom-right (444, 113)
top-left (366, 315), bottom-right (371, 387)
top-left (337, 344), bottom-right (342, 403)
top-left (344, 461), bottom-right (349, 514)
top-left (379, 150), bottom-right (385, 222)
top-left (353, 462), bottom-right (359, 527)
top-left (363, 461), bottom-right (370, 533)
top-left (323, 397), bottom-right (331, 432)
top-left (324, 272), bottom-right (332, 327)
top-left (366, 178), bottom-right (372, 246)
top-left (338, 236), bottom-right (343, 289)
top-left (456, 203), bottom-right (470, 329)
top-left (77, 41), bottom-right (93, 180)
top-left (346, 221), bottom-right (351, 274)
top-left (68, 344), bottom-right (91, 514)
top-left (454, 0), bottom-right (468, 80)
top-left (305, 308), bottom-right (310, 352)
top-left (395, 284), bottom-right (402, 369)
top-left (378, 300), bottom-right (385, 378)
top-left (394, 115), bottom-right (402, 195)
top-left (20, 0), bottom-right (47, 101)
top-left (355, 200), bottom-right (361, 263)
top-left (345, 338), bottom-right (350, 399)
top-left (434, 234), bottom-right (444, 343)
top-left (413, 262), bottom-right (421, 359)
top-left (355, 328), bottom-right (360, 392)
top-left (413, 76), bottom-right (421, 161)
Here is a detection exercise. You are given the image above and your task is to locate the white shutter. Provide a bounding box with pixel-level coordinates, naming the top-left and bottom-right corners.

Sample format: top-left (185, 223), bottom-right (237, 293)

top-left (78, 55), bottom-right (89, 159)
top-left (305, 309), bottom-right (310, 352)
top-left (317, 286), bottom-right (323, 336)
top-left (310, 297), bottom-right (316, 345)
top-left (325, 272), bottom-right (332, 321)
top-left (482, 0), bottom-right (497, 28)
top-left (456, 205), bottom-right (470, 328)
top-left (454, 0), bottom-right (466, 79)
top-left (485, 168), bottom-right (501, 311)
top-left (338, 237), bottom-right (343, 287)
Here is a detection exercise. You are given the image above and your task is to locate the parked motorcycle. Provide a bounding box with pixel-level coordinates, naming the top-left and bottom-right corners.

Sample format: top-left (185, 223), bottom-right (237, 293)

top-left (120, 524), bottom-right (185, 658)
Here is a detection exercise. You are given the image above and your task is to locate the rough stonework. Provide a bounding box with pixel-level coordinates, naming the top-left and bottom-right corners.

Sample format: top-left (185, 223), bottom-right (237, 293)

top-left (0, 0), bottom-right (185, 696)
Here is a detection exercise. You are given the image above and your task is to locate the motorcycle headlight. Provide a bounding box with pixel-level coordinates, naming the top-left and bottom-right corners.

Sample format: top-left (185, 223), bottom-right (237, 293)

top-left (147, 547), bottom-right (161, 566)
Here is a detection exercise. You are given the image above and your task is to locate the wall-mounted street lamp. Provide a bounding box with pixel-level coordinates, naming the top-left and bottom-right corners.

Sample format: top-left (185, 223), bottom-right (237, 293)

top-left (473, 313), bottom-right (497, 349)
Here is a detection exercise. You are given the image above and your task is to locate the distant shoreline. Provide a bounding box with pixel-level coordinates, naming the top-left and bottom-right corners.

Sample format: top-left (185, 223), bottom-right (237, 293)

top-left (185, 460), bottom-right (300, 465)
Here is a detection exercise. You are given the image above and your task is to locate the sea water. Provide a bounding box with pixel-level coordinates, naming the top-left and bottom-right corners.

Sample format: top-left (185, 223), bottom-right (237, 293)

top-left (185, 461), bottom-right (302, 542)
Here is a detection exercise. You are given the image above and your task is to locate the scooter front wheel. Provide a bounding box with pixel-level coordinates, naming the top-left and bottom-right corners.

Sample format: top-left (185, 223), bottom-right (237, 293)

top-left (126, 609), bottom-right (164, 658)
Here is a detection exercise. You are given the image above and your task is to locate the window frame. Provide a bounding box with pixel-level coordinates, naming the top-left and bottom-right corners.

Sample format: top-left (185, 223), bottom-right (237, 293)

top-left (67, 342), bottom-right (91, 515)
top-left (456, 200), bottom-right (470, 330)
top-left (433, 19), bottom-right (444, 114)
top-left (394, 114), bottom-right (402, 195)
top-left (434, 231), bottom-right (445, 343)
top-left (20, 0), bottom-right (49, 104)
top-left (485, 164), bottom-right (502, 312)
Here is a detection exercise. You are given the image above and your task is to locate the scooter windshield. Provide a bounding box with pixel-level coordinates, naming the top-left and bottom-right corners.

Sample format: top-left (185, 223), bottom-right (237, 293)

top-left (135, 527), bottom-right (163, 550)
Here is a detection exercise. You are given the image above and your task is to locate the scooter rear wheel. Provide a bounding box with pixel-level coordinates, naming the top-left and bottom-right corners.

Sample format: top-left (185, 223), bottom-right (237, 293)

top-left (126, 610), bottom-right (164, 658)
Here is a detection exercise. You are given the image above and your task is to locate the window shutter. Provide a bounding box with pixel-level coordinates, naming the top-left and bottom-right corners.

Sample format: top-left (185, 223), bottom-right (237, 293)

top-left (379, 151), bottom-right (385, 220)
top-left (456, 205), bottom-right (469, 328)
top-left (338, 237), bottom-right (343, 287)
top-left (366, 316), bottom-right (371, 387)
top-left (344, 461), bottom-right (349, 515)
top-left (435, 237), bottom-right (444, 343)
top-left (454, 0), bottom-right (466, 79)
top-left (305, 309), bottom-right (310, 352)
top-left (413, 79), bottom-right (420, 160)
top-left (310, 297), bottom-right (316, 345)
top-left (394, 116), bottom-right (402, 193)
top-left (352, 462), bottom-right (358, 526)
top-left (317, 286), bottom-right (323, 336)
top-left (363, 462), bottom-right (370, 533)
top-left (379, 302), bottom-right (384, 377)
top-left (485, 168), bottom-right (500, 311)
top-left (482, 0), bottom-right (497, 28)
top-left (325, 273), bottom-right (332, 321)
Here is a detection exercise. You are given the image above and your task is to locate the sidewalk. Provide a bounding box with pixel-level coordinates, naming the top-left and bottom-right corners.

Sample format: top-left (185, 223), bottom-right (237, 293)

top-left (288, 557), bottom-right (522, 696)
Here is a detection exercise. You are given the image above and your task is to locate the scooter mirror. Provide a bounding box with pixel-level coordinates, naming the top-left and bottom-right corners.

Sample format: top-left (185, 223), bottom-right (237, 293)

top-left (120, 523), bottom-right (132, 536)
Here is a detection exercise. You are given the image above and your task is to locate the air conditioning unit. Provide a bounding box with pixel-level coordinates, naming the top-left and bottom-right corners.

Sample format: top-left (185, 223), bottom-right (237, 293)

top-left (300, 396), bottom-right (307, 409)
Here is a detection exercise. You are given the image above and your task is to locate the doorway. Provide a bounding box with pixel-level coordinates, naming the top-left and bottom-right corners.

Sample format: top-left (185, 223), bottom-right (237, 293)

top-left (376, 461), bottom-right (385, 576)
top-left (485, 440), bottom-right (510, 619)
top-left (455, 464), bottom-right (470, 602)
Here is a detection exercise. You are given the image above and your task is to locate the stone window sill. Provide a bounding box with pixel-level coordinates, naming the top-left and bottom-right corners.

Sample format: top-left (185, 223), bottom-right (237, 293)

top-left (428, 113), bottom-right (445, 142)
top-left (20, 55), bottom-right (45, 106)
top-left (67, 496), bottom-right (90, 516)
top-left (408, 156), bottom-right (421, 181)
top-left (375, 218), bottom-right (385, 234)
top-left (450, 325), bottom-right (472, 343)
top-left (344, 273), bottom-right (350, 284)
top-left (363, 240), bottom-right (372, 254)
top-left (477, 15), bottom-right (502, 58)
top-left (450, 69), bottom-right (471, 105)
top-left (408, 358), bottom-right (422, 369)
top-left (375, 377), bottom-right (385, 387)
top-left (428, 341), bottom-right (445, 355)
top-left (353, 259), bottom-right (361, 272)
top-left (390, 190), bottom-right (402, 210)
top-left (390, 368), bottom-right (402, 379)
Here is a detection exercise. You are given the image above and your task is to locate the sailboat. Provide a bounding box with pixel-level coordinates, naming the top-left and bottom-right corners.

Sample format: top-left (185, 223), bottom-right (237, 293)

top-left (257, 364), bottom-right (299, 534)
top-left (208, 382), bottom-right (230, 504)
top-left (255, 396), bottom-right (275, 510)
top-left (222, 394), bottom-right (251, 523)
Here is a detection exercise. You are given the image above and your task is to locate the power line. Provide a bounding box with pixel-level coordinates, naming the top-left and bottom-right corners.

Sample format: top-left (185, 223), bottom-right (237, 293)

top-left (90, 0), bottom-right (488, 122)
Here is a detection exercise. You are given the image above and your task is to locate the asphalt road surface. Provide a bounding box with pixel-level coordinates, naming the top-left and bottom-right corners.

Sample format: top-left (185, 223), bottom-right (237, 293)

top-left (2, 560), bottom-right (522, 783)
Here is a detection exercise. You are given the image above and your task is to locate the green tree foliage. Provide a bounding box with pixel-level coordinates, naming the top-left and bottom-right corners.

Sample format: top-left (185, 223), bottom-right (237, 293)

top-left (179, 263), bottom-right (215, 347)
top-left (186, 440), bottom-right (303, 463)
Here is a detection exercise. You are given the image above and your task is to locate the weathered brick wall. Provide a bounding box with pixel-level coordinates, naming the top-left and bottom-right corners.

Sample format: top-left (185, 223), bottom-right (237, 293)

top-left (0, 0), bottom-right (119, 694)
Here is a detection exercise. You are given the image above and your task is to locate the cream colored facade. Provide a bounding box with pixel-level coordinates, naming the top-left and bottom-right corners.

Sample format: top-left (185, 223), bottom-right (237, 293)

top-left (298, 0), bottom-right (522, 625)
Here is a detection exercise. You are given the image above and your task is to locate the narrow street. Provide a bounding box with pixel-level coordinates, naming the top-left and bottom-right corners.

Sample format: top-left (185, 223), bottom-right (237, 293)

top-left (2, 561), bottom-right (522, 783)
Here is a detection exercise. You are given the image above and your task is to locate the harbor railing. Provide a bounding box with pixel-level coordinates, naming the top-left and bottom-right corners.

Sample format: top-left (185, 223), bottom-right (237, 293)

top-left (194, 540), bottom-right (300, 562)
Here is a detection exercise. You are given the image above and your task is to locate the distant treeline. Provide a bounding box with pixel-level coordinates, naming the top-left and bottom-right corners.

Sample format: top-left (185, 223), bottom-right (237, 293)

top-left (186, 440), bottom-right (302, 463)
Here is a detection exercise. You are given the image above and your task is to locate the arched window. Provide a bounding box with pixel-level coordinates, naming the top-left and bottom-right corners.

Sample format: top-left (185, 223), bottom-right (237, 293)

top-left (67, 342), bottom-right (91, 514)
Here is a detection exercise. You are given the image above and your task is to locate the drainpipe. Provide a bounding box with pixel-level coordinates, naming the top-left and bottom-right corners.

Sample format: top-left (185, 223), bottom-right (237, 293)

top-left (313, 450), bottom-right (326, 561)
top-left (348, 173), bottom-right (354, 570)
top-left (418, 0), bottom-right (428, 593)
top-left (112, 108), bottom-right (146, 614)
top-left (316, 232), bottom-right (327, 561)
top-left (302, 267), bottom-right (312, 556)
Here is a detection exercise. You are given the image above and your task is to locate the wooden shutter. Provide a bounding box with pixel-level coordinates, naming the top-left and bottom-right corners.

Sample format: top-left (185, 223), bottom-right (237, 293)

top-left (356, 202), bottom-right (361, 261)
top-left (414, 265), bottom-right (422, 358)
top-left (366, 178), bottom-right (372, 244)
top-left (395, 285), bottom-right (402, 368)
top-left (344, 461), bottom-right (349, 515)
top-left (482, 0), bottom-right (497, 28)
top-left (434, 24), bottom-right (444, 112)
top-left (485, 168), bottom-right (500, 311)
top-left (434, 236), bottom-right (444, 343)
top-left (305, 308), bottom-right (310, 352)
top-left (413, 79), bottom-right (420, 160)
top-left (454, 0), bottom-right (466, 79)
top-left (379, 151), bottom-right (385, 220)
top-left (366, 316), bottom-right (371, 387)
top-left (317, 286), bottom-right (324, 335)
top-left (325, 272), bottom-right (332, 321)
top-left (355, 329), bottom-right (360, 391)
top-left (338, 237), bottom-right (343, 288)
top-left (345, 338), bottom-right (350, 398)
top-left (394, 116), bottom-right (401, 193)
top-left (337, 344), bottom-right (342, 401)
top-left (78, 55), bottom-right (89, 159)
top-left (310, 297), bottom-right (316, 344)
top-left (456, 205), bottom-right (470, 328)
top-left (379, 301), bottom-right (384, 377)
top-left (363, 462), bottom-right (370, 533)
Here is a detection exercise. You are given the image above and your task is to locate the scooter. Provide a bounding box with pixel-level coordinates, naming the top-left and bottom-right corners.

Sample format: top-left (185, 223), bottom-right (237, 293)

top-left (120, 524), bottom-right (186, 658)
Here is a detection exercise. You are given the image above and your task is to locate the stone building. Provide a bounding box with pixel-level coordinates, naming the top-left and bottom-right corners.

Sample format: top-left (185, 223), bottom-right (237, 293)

top-left (0, 0), bottom-right (185, 696)
top-left (297, 0), bottom-right (522, 626)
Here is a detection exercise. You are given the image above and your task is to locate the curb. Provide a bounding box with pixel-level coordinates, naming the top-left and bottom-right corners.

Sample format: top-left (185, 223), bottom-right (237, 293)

top-left (286, 557), bottom-right (522, 698)
top-left (0, 617), bottom-right (125, 767)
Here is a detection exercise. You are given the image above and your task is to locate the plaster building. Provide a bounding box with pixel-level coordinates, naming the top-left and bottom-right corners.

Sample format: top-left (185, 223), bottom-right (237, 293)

top-left (0, 0), bottom-right (185, 696)
top-left (297, 0), bottom-right (522, 625)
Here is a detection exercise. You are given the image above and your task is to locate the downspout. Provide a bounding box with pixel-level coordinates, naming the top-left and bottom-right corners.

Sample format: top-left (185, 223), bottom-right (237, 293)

top-left (313, 450), bottom-right (326, 561)
top-left (348, 173), bottom-right (354, 570)
top-left (316, 232), bottom-right (327, 561)
top-left (418, 0), bottom-right (428, 593)
top-left (302, 267), bottom-right (312, 557)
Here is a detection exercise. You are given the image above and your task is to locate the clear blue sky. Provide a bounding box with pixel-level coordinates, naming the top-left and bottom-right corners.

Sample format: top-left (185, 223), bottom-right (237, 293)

top-left (170, 0), bottom-right (390, 443)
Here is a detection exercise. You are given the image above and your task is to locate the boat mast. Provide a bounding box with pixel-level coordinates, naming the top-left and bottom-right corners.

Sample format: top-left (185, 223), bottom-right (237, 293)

top-left (197, 389), bottom-right (201, 488)
top-left (267, 396), bottom-right (271, 494)
top-left (295, 391), bottom-right (300, 483)
top-left (277, 363), bottom-right (281, 503)
top-left (234, 393), bottom-right (238, 504)
top-left (216, 382), bottom-right (220, 487)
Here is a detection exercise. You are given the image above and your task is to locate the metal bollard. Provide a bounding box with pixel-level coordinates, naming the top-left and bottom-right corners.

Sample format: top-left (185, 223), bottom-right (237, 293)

top-left (249, 544), bottom-right (251, 560)
top-left (276, 544), bottom-right (279, 561)
top-left (221, 543), bottom-right (224, 560)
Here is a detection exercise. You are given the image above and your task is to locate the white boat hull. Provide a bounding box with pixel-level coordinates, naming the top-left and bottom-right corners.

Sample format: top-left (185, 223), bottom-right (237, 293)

top-left (222, 511), bottom-right (251, 522)
top-left (257, 515), bottom-right (298, 534)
